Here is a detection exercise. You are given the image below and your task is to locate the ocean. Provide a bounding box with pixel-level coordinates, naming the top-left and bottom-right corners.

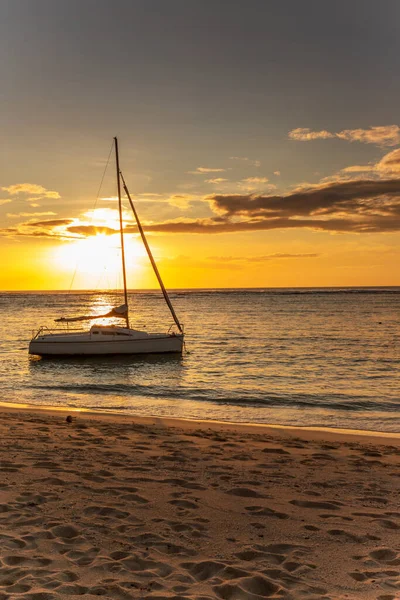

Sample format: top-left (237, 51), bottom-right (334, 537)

top-left (0, 288), bottom-right (399, 433)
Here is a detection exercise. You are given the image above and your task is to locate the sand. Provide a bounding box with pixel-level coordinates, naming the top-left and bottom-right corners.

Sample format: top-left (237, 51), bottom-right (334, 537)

top-left (0, 407), bottom-right (399, 600)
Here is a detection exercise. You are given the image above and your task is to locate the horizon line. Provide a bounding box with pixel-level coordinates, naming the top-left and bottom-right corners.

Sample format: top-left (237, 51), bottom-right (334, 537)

top-left (1, 285), bottom-right (399, 293)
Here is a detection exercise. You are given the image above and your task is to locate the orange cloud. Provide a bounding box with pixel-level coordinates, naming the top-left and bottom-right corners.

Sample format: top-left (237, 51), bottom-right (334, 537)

top-left (339, 149), bottom-right (400, 178)
top-left (376, 148), bottom-right (400, 174)
top-left (7, 211), bottom-right (57, 218)
top-left (241, 177), bottom-right (269, 184)
top-left (188, 167), bottom-right (226, 174)
top-left (167, 194), bottom-right (193, 209)
top-left (289, 125), bottom-right (400, 147)
top-left (289, 128), bottom-right (334, 141)
top-left (2, 183), bottom-right (61, 199)
top-left (337, 125), bottom-right (400, 147)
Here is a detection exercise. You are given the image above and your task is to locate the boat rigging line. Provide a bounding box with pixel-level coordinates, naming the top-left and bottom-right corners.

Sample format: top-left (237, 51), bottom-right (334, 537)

top-left (119, 169), bottom-right (184, 335)
top-left (114, 137), bottom-right (130, 328)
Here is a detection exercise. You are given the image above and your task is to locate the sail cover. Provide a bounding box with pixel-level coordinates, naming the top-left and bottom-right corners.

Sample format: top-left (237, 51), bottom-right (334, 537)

top-left (55, 304), bottom-right (128, 323)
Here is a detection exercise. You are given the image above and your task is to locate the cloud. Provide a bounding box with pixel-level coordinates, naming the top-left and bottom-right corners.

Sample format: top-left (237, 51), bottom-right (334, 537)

top-left (138, 215), bottom-right (399, 235)
top-left (136, 177), bottom-right (400, 235)
top-left (0, 217), bottom-right (75, 239)
top-left (336, 125), bottom-right (400, 147)
top-left (205, 178), bottom-right (229, 184)
top-left (289, 125), bottom-right (400, 147)
top-left (273, 171), bottom-right (281, 176)
top-left (0, 228), bottom-right (57, 238)
top-left (337, 149), bottom-right (400, 179)
top-left (0, 199), bottom-right (12, 205)
top-left (7, 211), bottom-right (57, 218)
top-left (341, 165), bottom-right (374, 173)
top-left (67, 225), bottom-right (118, 236)
top-left (167, 194), bottom-right (193, 209)
top-left (376, 148), bottom-right (400, 174)
top-left (289, 128), bottom-right (334, 141)
top-left (241, 177), bottom-right (269, 184)
top-left (2, 183), bottom-right (61, 199)
top-left (212, 179), bottom-right (400, 218)
top-left (3, 175), bottom-right (400, 240)
top-left (188, 167), bottom-right (226, 174)
top-left (30, 219), bottom-right (73, 227)
top-left (238, 177), bottom-right (274, 192)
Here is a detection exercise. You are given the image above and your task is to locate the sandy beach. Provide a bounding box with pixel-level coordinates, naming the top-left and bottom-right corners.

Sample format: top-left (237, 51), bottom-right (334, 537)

top-left (0, 407), bottom-right (399, 600)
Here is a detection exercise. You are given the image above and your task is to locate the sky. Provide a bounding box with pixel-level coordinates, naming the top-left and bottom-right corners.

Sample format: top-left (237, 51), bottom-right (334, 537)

top-left (1, 0), bottom-right (399, 290)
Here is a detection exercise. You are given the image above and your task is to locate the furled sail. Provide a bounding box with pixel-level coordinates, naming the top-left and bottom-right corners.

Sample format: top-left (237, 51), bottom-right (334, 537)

top-left (55, 304), bottom-right (128, 323)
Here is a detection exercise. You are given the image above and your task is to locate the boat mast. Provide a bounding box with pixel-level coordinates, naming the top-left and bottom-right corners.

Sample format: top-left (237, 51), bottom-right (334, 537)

top-left (114, 137), bottom-right (130, 328)
top-left (120, 171), bottom-right (184, 334)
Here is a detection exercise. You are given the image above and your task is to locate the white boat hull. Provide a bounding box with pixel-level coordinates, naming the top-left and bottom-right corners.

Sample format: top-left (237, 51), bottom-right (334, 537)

top-left (29, 326), bottom-right (184, 356)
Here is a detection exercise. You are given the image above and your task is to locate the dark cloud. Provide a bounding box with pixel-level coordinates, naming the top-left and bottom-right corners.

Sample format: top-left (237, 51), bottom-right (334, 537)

top-left (30, 219), bottom-right (74, 227)
top-left (210, 179), bottom-right (400, 218)
top-left (67, 225), bottom-right (119, 236)
top-left (140, 214), bottom-right (400, 234)
top-left (0, 227), bottom-right (62, 238)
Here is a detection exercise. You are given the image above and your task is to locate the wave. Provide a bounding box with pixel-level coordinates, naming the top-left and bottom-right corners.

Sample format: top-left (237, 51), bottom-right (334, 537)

top-left (29, 383), bottom-right (400, 413)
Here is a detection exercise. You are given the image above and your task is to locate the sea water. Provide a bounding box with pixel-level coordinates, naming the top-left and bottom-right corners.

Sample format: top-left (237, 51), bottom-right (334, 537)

top-left (0, 288), bottom-right (399, 433)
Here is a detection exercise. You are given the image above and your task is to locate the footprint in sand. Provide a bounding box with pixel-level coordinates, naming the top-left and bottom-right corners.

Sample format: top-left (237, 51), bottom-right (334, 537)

top-left (106, 551), bottom-right (173, 577)
top-left (2, 555), bottom-right (52, 567)
top-left (83, 506), bottom-right (129, 519)
top-left (290, 499), bottom-right (343, 510)
top-left (370, 549), bottom-right (398, 563)
top-left (245, 506), bottom-right (289, 519)
top-left (181, 560), bottom-right (249, 583)
top-left (161, 478), bottom-right (206, 491)
top-left (262, 447), bottom-right (290, 455)
top-left (120, 493), bottom-right (149, 504)
top-left (0, 534), bottom-right (27, 550)
top-left (5, 583), bottom-right (32, 593)
top-left (374, 519), bottom-right (400, 530)
top-left (227, 487), bottom-right (265, 498)
top-left (214, 574), bottom-right (280, 599)
top-left (51, 524), bottom-right (80, 540)
top-left (327, 529), bottom-right (364, 543)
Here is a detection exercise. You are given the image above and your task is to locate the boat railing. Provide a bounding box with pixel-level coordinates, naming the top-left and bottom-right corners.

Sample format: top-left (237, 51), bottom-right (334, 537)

top-left (31, 325), bottom-right (85, 340)
top-left (168, 323), bottom-right (184, 335)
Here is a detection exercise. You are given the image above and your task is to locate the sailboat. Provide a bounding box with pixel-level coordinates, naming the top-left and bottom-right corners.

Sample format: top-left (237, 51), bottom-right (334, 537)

top-left (29, 138), bottom-right (184, 356)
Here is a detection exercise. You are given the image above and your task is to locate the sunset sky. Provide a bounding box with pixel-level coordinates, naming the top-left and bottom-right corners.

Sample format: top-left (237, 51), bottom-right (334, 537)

top-left (1, 0), bottom-right (399, 290)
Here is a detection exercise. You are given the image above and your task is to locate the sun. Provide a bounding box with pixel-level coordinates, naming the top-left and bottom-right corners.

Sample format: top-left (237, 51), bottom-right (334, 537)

top-left (52, 234), bottom-right (148, 289)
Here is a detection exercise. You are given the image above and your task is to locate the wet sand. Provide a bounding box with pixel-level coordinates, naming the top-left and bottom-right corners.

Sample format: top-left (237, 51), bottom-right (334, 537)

top-left (0, 406), bottom-right (399, 599)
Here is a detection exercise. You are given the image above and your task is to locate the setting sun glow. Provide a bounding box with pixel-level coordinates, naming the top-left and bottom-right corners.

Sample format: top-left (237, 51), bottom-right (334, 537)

top-left (52, 234), bottom-right (148, 290)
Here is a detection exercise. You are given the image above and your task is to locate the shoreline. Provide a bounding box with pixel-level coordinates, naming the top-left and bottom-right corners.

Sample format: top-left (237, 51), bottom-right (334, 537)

top-left (1, 400), bottom-right (399, 445)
